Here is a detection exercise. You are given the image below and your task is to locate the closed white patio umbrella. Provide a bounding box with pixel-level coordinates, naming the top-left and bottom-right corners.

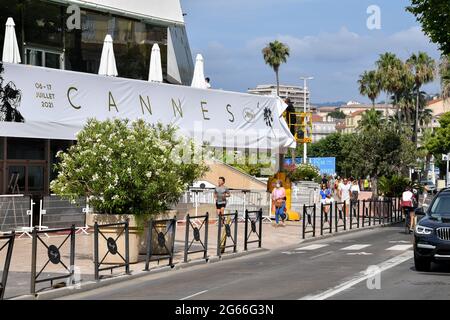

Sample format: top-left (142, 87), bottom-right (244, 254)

top-left (2, 18), bottom-right (21, 64)
top-left (191, 54), bottom-right (207, 89)
top-left (98, 34), bottom-right (118, 77)
top-left (148, 43), bottom-right (163, 83)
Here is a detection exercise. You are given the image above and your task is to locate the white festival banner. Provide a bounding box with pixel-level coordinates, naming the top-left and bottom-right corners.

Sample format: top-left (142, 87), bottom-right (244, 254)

top-left (0, 62), bottom-right (295, 151)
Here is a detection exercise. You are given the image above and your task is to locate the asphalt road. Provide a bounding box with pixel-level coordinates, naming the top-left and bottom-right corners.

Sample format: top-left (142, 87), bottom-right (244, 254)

top-left (58, 221), bottom-right (450, 300)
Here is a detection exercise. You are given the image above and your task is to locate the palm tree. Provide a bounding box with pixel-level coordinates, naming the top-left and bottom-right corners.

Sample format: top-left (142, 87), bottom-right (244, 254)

top-left (440, 55), bottom-right (450, 99)
top-left (358, 70), bottom-right (382, 107)
top-left (357, 108), bottom-right (384, 131)
top-left (406, 52), bottom-right (436, 145)
top-left (262, 41), bottom-right (290, 96)
top-left (376, 53), bottom-right (407, 125)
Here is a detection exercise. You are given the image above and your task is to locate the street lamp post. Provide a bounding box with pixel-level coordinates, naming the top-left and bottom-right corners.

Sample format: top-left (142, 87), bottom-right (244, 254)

top-left (300, 76), bottom-right (313, 164)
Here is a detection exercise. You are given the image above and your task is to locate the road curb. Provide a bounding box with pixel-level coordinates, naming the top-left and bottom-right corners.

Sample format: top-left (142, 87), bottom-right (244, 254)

top-left (10, 248), bottom-right (266, 300)
top-left (299, 221), bottom-right (401, 244)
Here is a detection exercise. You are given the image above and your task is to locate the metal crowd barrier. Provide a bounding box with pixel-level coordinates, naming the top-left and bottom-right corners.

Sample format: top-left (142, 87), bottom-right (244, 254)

top-left (361, 199), bottom-right (372, 227)
top-left (302, 204), bottom-right (316, 239)
top-left (40, 196), bottom-right (88, 234)
top-left (303, 198), bottom-right (402, 240)
top-left (94, 221), bottom-right (130, 281)
top-left (0, 195), bottom-right (33, 237)
top-left (0, 232), bottom-right (15, 300)
top-left (184, 213), bottom-right (209, 263)
top-left (244, 209), bottom-right (263, 250)
top-left (31, 226), bottom-right (76, 294)
top-left (217, 211), bottom-right (238, 258)
top-left (335, 202), bottom-right (347, 232)
top-left (145, 218), bottom-right (177, 271)
top-left (349, 200), bottom-right (360, 230)
top-left (320, 203), bottom-right (333, 235)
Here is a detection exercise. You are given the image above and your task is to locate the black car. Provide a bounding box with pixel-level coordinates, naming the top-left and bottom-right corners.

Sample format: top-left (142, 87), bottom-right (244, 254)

top-left (414, 188), bottom-right (450, 271)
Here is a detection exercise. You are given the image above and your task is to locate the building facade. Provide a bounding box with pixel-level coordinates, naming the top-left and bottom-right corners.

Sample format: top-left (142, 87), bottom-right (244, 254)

top-left (248, 85), bottom-right (311, 109)
top-left (0, 0), bottom-right (194, 198)
top-left (311, 115), bottom-right (336, 143)
top-left (0, 0), bottom-right (194, 84)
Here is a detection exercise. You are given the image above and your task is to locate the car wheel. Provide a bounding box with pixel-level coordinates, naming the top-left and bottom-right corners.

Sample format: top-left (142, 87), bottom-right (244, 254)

top-left (414, 253), bottom-right (431, 272)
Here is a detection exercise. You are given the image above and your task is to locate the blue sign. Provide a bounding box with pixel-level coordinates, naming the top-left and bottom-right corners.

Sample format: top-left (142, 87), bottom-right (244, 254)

top-left (284, 157), bottom-right (336, 175)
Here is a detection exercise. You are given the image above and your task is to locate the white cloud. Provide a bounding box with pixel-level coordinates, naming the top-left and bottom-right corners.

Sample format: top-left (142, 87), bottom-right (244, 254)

top-left (195, 26), bottom-right (441, 101)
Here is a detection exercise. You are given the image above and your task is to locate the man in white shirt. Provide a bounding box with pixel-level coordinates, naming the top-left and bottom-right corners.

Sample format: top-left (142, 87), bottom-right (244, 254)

top-left (339, 178), bottom-right (351, 216)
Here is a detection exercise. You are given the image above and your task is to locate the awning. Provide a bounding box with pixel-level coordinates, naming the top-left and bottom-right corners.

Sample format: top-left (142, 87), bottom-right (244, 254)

top-left (0, 62), bottom-right (296, 151)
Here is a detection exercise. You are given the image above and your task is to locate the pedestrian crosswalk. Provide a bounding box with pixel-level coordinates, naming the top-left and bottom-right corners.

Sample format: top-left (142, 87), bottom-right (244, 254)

top-left (287, 242), bottom-right (413, 255)
top-left (296, 244), bottom-right (329, 251)
top-left (340, 244), bottom-right (371, 251)
top-left (385, 244), bottom-right (413, 251)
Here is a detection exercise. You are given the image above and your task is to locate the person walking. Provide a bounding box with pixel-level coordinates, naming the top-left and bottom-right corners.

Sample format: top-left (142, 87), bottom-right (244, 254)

top-left (272, 180), bottom-right (287, 227)
top-left (401, 186), bottom-right (416, 233)
top-left (350, 179), bottom-right (360, 216)
top-left (214, 177), bottom-right (230, 217)
top-left (339, 178), bottom-right (351, 216)
top-left (215, 177), bottom-right (231, 252)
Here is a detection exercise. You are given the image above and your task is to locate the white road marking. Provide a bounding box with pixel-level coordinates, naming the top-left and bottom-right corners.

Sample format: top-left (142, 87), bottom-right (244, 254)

top-left (346, 252), bottom-right (373, 256)
top-left (310, 251), bottom-right (334, 259)
top-left (341, 244), bottom-right (371, 251)
top-left (296, 244), bottom-right (329, 251)
top-left (282, 251), bottom-right (305, 255)
top-left (389, 240), bottom-right (411, 244)
top-left (386, 244), bottom-right (413, 251)
top-left (180, 290), bottom-right (209, 301)
top-left (300, 250), bottom-right (413, 300)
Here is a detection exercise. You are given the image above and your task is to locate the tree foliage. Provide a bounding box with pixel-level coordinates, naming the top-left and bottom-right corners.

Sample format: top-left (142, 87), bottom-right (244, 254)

top-left (407, 0), bottom-right (450, 55)
top-left (327, 110), bottom-right (346, 119)
top-left (262, 41), bottom-right (290, 96)
top-left (51, 119), bottom-right (209, 217)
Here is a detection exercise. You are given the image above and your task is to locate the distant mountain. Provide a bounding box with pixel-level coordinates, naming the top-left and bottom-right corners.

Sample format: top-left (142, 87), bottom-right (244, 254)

top-left (313, 101), bottom-right (347, 107)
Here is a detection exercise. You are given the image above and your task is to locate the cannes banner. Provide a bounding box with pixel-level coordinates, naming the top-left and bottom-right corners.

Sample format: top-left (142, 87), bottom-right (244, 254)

top-left (0, 62), bottom-right (295, 150)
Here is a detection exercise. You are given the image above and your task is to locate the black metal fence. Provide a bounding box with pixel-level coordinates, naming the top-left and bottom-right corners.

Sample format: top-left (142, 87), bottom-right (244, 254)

top-left (302, 198), bottom-right (402, 239)
top-left (217, 211), bottom-right (238, 258)
top-left (94, 221), bottom-right (130, 281)
top-left (349, 200), bottom-right (360, 229)
top-left (184, 213), bottom-right (209, 263)
top-left (0, 232), bottom-right (15, 300)
top-left (244, 209), bottom-right (263, 250)
top-left (320, 203), bottom-right (333, 236)
top-left (302, 205), bottom-right (316, 239)
top-left (31, 226), bottom-right (76, 294)
top-left (335, 202), bottom-right (347, 232)
top-left (145, 218), bottom-right (176, 271)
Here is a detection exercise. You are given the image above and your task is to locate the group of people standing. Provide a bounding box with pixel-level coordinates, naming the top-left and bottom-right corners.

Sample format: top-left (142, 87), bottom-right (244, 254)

top-left (319, 176), bottom-right (361, 216)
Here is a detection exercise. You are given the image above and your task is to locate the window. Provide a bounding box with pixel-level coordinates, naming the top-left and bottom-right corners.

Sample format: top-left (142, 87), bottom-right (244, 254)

top-left (7, 138), bottom-right (45, 160)
top-left (25, 47), bottom-right (64, 69)
top-left (23, 1), bottom-right (64, 48)
top-left (65, 10), bottom-right (168, 80)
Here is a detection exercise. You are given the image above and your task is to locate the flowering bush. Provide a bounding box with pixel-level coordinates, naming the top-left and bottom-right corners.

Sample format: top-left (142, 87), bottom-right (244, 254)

top-left (50, 119), bottom-right (209, 218)
top-left (284, 163), bottom-right (321, 182)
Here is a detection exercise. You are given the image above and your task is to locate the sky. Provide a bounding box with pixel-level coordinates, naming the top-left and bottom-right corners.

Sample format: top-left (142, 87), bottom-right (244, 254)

top-left (181, 0), bottom-right (442, 104)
